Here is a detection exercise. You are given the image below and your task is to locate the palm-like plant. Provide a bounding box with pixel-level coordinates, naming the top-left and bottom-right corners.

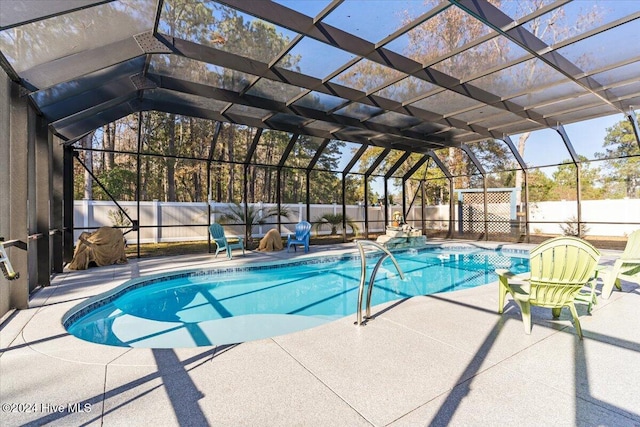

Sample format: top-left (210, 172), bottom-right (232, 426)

top-left (215, 202), bottom-right (290, 248)
top-left (313, 213), bottom-right (359, 236)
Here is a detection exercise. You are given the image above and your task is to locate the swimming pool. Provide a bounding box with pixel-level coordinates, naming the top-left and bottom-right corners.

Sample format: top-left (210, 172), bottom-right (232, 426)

top-left (64, 246), bottom-right (529, 348)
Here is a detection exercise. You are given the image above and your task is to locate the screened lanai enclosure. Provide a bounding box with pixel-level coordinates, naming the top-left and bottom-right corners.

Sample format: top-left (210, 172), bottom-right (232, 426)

top-left (1, 0), bottom-right (640, 315)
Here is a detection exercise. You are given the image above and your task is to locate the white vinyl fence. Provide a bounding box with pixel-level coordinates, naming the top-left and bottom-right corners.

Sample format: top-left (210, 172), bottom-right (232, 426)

top-left (74, 198), bottom-right (640, 243)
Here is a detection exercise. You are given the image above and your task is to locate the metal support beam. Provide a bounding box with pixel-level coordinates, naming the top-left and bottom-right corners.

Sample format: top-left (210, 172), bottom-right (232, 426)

top-left (149, 70), bottom-right (450, 146)
top-left (401, 178), bottom-right (407, 226)
top-left (385, 152), bottom-right (412, 180)
top-left (363, 176), bottom-right (369, 238)
top-left (364, 148), bottom-right (390, 176)
top-left (553, 124), bottom-right (580, 164)
top-left (63, 145), bottom-right (74, 263)
top-left (8, 80), bottom-right (29, 309)
top-left (394, 154), bottom-right (428, 227)
top-left (383, 179), bottom-right (389, 225)
top-left (276, 167), bottom-right (282, 232)
top-left (306, 138), bottom-right (330, 171)
top-left (26, 106), bottom-right (38, 292)
top-left (305, 169), bottom-right (311, 224)
top-left (217, 0), bottom-right (554, 130)
top-left (385, 151), bottom-right (413, 223)
top-left (421, 180), bottom-right (426, 233)
top-left (306, 138), bottom-right (330, 226)
top-left (35, 112), bottom-right (51, 286)
top-left (244, 128), bottom-right (263, 238)
top-left (1, 0), bottom-right (113, 30)
top-left (0, 76), bottom-right (11, 315)
top-left (501, 136), bottom-right (526, 169)
top-left (425, 151), bottom-right (455, 236)
top-left (136, 112), bottom-right (142, 257)
top-left (554, 125), bottom-right (583, 237)
top-left (427, 151), bottom-right (453, 180)
top-left (401, 155), bottom-right (430, 181)
top-left (342, 144), bottom-right (368, 175)
top-left (451, 0), bottom-right (625, 116)
top-left (74, 152), bottom-right (137, 229)
top-left (341, 144), bottom-right (369, 236)
top-left (244, 128), bottom-right (263, 164)
top-left (460, 145), bottom-right (488, 240)
top-left (628, 109), bottom-right (640, 148)
top-left (206, 122), bottom-right (222, 253)
top-left (341, 172), bottom-right (347, 242)
top-left (277, 134), bottom-right (299, 168)
top-left (460, 144), bottom-right (486, 175)
top-left (51, 137), bottom-right (64, 273)
top-left (502, 136), bottom-right (529, 242)
top-left (448, 178), bottom-right (455, 237)
top-left (277, 134), bottom-right (300, 230)
top-left (364, 148), bottom-right (390, 234)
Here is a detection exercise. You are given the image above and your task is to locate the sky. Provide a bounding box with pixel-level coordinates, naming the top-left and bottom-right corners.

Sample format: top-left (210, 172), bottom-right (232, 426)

top-left (514, 113), bottom-right (625, 168)
top-left (268, 1), bottom-right (636, 189)
top-left (349, 111), bottom-right (630, 197)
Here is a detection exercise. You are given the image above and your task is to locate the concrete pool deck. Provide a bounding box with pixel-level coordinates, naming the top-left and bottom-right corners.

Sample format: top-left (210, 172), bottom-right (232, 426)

top-left (1, 240), bottom-right (639, 426)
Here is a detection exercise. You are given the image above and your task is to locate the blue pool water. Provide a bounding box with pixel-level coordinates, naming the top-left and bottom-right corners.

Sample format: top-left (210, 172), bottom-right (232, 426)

top-left (64, 247), bottom-right (529, 348)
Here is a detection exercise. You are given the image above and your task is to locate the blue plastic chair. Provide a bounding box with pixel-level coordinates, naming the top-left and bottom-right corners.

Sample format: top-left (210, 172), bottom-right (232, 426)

top-left (287, 221), bottom-right (311, 253)
top-left (209, 223), bottom-right (245, 259)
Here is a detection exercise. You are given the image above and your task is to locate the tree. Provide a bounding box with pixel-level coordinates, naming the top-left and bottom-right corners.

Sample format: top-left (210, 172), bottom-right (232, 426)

top-left (338, 1), bottom-right (605, 206)
top-left (216, 202), bottom-right (291, 248)
top-left (305, 140), bottom-right (347, 204)
top-left (96, 167), bottom-right (137, 201)
top-left (550, 156), bottom-right (603, 201)
top-left (595, 116), bottom-right (640, 198)
top-left (498, 2), bottom-right (605, 200)
top-left (159, 0), bottom-right (215, 201)
top-left (312, 213), bottom-right (359, 236)
top-left (526, 169), bottom-right (554, 202)
top-left (81, 132), bottom-right (95, 200)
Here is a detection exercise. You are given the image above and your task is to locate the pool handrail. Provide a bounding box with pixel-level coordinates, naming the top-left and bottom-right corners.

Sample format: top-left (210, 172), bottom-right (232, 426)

top-left (0, 241), bottom-right (19, 281)
top-left (355, 240), bottom-right (405, 326)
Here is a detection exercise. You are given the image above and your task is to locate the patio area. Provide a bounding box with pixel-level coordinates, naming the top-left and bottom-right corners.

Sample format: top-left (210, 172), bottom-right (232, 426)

top-left (1, 241), bottom-right (639, 426)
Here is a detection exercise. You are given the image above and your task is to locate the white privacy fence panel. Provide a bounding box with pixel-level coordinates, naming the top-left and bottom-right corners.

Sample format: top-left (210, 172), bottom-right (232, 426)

top-left (74, 199), bottom-right (639, 243)
top-left (529, 199), bottom-right (640, 236)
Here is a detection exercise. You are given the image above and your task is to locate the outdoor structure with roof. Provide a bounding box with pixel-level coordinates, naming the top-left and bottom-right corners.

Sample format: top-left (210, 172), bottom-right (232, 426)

top-left (1, 0), bottom-right (640, 317)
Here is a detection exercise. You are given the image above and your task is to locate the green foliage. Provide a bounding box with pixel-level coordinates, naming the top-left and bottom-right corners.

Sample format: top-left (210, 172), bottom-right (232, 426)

top-left (527, 169), bottom-right (555, 202)
top-left (216, 203), bottom-right (291, 244)
top-left (551, 157), bottom-right (603, 201)
top-left (560, 216), bottom-right (590, 237)
top-left (312, 213), bottom-right (359, 236)
top-left (309, 170), bottom-right (344, 204)
top-left (468, 139), bottom-right (514, 173)
top-left (96, 167), bottom-right (137, 201)
top-left (595, 117), bottom-right (640, 198)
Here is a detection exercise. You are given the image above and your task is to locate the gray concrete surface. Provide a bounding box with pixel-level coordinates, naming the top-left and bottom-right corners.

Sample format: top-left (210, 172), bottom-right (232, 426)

top-left (1, 241), bottom-right (638, 426)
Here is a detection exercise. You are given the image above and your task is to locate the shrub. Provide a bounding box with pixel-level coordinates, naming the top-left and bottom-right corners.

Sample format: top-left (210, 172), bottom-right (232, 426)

top-left (312, 213), bottom-right (359, 236)
top-left (560, 216), bottom-right (590, 237)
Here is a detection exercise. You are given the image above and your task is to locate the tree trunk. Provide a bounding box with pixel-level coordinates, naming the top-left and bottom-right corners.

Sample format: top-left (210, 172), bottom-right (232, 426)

top-left (515, 132), bottom-right (531, 205)
top-left (166, 114), bottom-right (176, 202)
top-left (227, 128), bottom-right (234, 201)
top-left (105, 122), bottom-right (115, 171)
top-left (192, 170), bottom-right (201, 202)
top-left (141, 157), bottom-right (149, 201)
top-left (248, 166), bottom-right (255, 202)
top-left (82, 133), bottom-right (95, 200)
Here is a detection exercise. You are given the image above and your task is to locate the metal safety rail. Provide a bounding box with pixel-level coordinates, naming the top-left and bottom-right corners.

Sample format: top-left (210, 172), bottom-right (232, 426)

top-left (355, 240), bottom-right (405, 326)
top-left (0, 241), bottom-right (19, 280)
